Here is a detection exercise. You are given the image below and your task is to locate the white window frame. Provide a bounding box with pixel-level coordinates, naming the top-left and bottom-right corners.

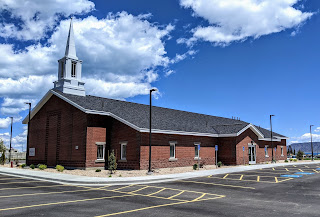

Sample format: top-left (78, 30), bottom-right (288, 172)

top-left (265, 145), bottom-right (269, 157)
top-left (281, 146), bottom-right (284, 156)
top-left (194, 142), bottom-right (201, 160)
top-left (120, 142), bottom-right (127, 160)
top-left (96, 142), bottom-right (106, 162)
top-left (169, 141), bottom-right (177, 160)
top-left (71, 61), bottom-right (77, 78)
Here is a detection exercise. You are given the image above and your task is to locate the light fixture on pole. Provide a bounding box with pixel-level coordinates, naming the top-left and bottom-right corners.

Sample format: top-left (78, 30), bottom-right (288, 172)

top-left (9, 117), bottom-right (13, 167)
top-left (270, 115), bottom-right (275, 162)
top-left (310, 125), bottom-right (314, 161)
top-left (148, 88), bottom-right (157, 174)
top-left (25, 102), bottom-right (31, 165)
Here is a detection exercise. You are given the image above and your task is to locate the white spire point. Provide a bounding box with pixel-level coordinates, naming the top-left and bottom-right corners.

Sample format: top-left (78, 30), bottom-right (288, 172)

top-left (65, 17), bottom-right (78, 60)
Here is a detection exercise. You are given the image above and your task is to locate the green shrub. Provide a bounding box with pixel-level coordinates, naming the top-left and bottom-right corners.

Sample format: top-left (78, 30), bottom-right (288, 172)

top-left (109, 174), bottom-right (112, 177)
top-left (303, 157), bottom-right (311, 160)
top-left (56, 165), bottom-right (64, 172)
top-left (38, 164), bottom-right (47, 170)
top-left (20, 163), bottom-right (26, 168)
top-left (108, 150), bottom-right (117, 174)
top-left (284, 159), bottom-right (288, 163)
top-left (293, 159), bottom-right (297, 162)
top-left (297, 150), bottom-right (304, 160)
top-left (290, 158), bottom-right (293, 162)
top-left (193, 164), bottom-right (198, 170)
top-left (30, 164), bottom-right (35, 169)
top-left (95, 169), bottom-right (101, 172)
top-left (36, 164), bottom-right (41, 168)
top-left (217, 161), bottom-right (222, 167)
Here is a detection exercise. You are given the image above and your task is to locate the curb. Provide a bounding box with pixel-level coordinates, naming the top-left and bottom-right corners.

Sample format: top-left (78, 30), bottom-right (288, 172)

top-left (0, 161), bottom-right (319, 186)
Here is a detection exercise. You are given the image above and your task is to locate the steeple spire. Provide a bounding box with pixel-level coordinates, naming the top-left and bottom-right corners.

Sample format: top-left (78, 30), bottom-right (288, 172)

top-left (65, 17), bottom-right (78, 60)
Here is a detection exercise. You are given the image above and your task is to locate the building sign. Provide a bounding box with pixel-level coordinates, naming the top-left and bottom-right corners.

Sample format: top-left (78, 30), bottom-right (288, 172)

top-left (29, 148), bottom-right (35, 157)
top-left (215, 145), bottom-right (218, 151)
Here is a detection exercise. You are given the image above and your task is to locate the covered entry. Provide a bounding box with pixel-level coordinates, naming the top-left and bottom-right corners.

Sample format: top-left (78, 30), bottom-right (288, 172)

top-left (248, 143), bottom-right (256, 164)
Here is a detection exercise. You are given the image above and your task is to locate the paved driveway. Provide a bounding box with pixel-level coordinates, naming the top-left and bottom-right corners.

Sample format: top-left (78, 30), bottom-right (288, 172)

top-left (0, 163), bottom-right (319, 217)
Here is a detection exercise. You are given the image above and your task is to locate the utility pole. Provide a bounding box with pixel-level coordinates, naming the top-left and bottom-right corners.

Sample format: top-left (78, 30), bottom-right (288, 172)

top-left (9, 117), bottom-right (13, 166)
top-left (310, 125), bottom-right (314, 161)
top-left (270, 115), bottom-right (275, 162)
top-left (25, 102), bottom-right (31, 165)
top-left (148, 88), bottom-right (157, 174)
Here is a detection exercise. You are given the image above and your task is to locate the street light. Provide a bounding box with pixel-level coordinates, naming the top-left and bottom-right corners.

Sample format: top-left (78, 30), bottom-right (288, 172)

top-left (148, 88), bottom-right (157, 174)
top-left (270, 115), bottom-right (275, 163)
top-left (25, 102), bottom-right (31, 165)
top-left (9, 117), bottom-right (13, 166)
top-left (310, 125), bottom-right (314, 161)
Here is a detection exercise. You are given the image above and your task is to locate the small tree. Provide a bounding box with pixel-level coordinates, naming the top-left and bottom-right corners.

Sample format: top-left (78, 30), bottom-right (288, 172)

top-left (0, 139), bottom-right (7, 165)
top-left (294, 149), bottom-right (296, 155)
top-left (297, 150), bottom-right (304, 160)
top-left (108, 150), bottom-right (117, 174)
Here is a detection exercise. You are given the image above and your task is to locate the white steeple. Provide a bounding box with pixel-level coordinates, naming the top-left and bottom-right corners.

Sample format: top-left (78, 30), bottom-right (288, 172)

top-left (53, 18), bottom-right (85, 96)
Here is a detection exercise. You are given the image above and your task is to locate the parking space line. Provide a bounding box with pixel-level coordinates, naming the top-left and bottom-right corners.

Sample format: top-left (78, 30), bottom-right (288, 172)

top-left (285, 168), bottom-right (289, 171)
top-left (192, 193), bottom-right (206, 201)
top-left (239, 175), bottom-right (243, 180)
top-left (0, 180), bottom-right (47, 185)
top-left (275, 177), bottom-right (278, 183)
top-left (111, 190), bottom-right (188, 202)
top-left (167, 190), bottom-right (185, 199)
top-left (0, 184), bottom-right (65, 191)
top-left (298, 169), bottom-right (304, 172)
top-left (278, 178), bottom-right (294, 183)
top-left (0, 195), bottom-right (134, 212)
top-left (179, 180), bottom-right (255, 189)
top-left (257, 176), bottom-right (260, 182)
top-left (147, 188), bottom-right (166, 196)
top-left (272, 168), bottom-right (275, 171)
top-left (130, 186), bottom-right (149, 193)
top-left (95, 195), bottom-right (225, 217)
top-left (223, 174), bottom-right (229, 179)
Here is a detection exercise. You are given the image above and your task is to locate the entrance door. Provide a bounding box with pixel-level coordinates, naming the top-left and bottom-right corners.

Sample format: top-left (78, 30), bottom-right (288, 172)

top-left (248, 145), bottom-right (256, 164)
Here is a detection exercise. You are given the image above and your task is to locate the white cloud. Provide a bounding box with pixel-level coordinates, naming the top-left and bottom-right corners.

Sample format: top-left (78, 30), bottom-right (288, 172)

top-left (314, 127), bottom-right (320, 133)
top-left (0, 117), bottom-right (22, 129)
top-left (0, 0), bottom-right (94, 40)
top-left (165, 70), bottom-right (175, 77)
top-left (0, 11), bottom-right (175, 116)
top-left (179, 0), bottom-right (313, 46)
top-left (289, 132), bottom-right (320, 144)
top-left (0, 128), bottom-right (27, 150)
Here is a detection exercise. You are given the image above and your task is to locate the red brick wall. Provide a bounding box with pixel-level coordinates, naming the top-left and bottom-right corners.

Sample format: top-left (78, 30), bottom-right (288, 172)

top-left (28, 95), bottom-right (87, 168)
top-left (139, 133), bottom-right (216, 170)
top-left (217, 137), bottom-right (237, 165)
top-left (85, 127), bottom-right (106, 167)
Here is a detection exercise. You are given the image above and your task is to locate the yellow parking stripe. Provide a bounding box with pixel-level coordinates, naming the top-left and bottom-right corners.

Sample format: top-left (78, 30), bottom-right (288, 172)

top-left (0, 195), bottom-right (133, 211)
top-left (298, 169), bottom-right (304, 172)
top-left (167, 190), bottom-right (185, 199)
top-left (130, 186), bottom-right (149, 193)
top-left (285, 168), bottom-right (289, 171)
top-left (193, 193), bottom-right (206, 201)
top-left (275, 177), bottom-right (278, 183)
top-left (272, 168), bottom-right (275, 171)
top-left (95, 195), bottom-right (225, 217)
top-left (257, 176), bottom-right (260, 182)
top-left (146, 188), bottom-right (166, 196)
top-left (239, 175), bottom-right (244, 180)
top-left (179, 180), bottom-right (255, 189)
top-left (223, 174), bottom-right (229, 179)
top-left (112, 184), bottom-right (135, 191)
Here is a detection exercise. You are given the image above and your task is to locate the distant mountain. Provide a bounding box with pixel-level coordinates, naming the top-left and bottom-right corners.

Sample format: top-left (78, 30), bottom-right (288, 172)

top-left (289, 142), bottom-right (320, 154)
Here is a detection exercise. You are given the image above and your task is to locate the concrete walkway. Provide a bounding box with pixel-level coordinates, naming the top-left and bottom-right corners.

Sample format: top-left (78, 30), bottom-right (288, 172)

top-left (0, 161), bottom-right (319, 186)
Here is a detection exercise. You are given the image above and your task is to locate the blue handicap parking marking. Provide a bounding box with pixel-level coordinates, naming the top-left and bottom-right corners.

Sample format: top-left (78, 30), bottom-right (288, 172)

top-left (316, 168), bottom-right (320, 171)
top-left (294, 172), bottom-right (314, 175)
top-left (280, 174), bottom-right (303, 178)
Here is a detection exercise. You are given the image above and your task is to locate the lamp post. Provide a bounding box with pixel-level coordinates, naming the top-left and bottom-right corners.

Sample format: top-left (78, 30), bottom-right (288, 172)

top-left (270, 115), bottom-right (275, 162)
top-left (9, 117), bottom-right (13, 166)
top-left (148, 88), bottom-right (157, 174)
top-left (25, 102), bottom-right (31, 165)
top-left (310, 125), bottom-right (314, 161)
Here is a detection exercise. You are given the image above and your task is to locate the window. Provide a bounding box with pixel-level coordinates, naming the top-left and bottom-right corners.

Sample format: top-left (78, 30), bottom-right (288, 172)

top-left (96, 142), bottom-right (106, 161)
top-left (71, 61), bottom-right (76, 77)
top-left (281, 146), bottom-right (284, 156)
top-left (121, 142), bottom-right (127, 160)
top-left (265, 146), bottom-right (269, 157)
top-left (194, 143), bottom-right (200, 158)
top-left (60, 61), bottom-right (64, 78)
top-left (170, 142), bottom-right (175, 158)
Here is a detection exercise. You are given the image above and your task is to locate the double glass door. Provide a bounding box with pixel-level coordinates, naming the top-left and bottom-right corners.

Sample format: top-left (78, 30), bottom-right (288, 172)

top-left (248, 145), bottom-right (256, 164)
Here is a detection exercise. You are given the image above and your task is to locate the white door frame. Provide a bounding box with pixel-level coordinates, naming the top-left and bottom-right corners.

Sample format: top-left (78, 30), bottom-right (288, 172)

top-left (248, 143), bottom-right (256, 164)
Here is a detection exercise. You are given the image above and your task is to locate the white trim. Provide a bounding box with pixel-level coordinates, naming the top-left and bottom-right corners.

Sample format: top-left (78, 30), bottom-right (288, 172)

top-left (120, 142), bottom-right (127, 160)
top-left (169, 142), bottom-right (176, 159)
top-left (140, 128), bottom-right (219, 137)
top-left (259, 138), bottom-right (281, 142)
top-left (96, 142), bottom-right (106, 161)
top-left (237, 124), bottom-right (264, 139)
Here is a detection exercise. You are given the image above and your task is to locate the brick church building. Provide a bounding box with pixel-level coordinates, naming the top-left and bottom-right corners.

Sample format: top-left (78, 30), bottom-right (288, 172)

top-left (23, 19), bottom-right (287, 170)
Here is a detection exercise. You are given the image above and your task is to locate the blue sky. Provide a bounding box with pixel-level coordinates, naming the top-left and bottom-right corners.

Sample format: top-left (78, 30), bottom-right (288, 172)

top-left (0, 0), bottom-right (319, 150)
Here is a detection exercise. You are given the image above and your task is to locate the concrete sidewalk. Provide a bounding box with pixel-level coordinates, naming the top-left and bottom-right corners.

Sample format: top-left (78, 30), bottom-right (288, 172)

top-left (0, 161), bottom-right (319, 186)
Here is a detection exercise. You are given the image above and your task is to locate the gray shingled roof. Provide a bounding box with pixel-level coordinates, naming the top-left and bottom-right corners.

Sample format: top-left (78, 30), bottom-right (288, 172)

top-left (53, 90), bottom-right (285, 138)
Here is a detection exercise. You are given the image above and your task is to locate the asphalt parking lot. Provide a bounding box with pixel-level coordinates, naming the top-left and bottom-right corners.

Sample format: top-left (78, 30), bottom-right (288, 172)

top-left (0, 163), bottom-right (320, 217)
